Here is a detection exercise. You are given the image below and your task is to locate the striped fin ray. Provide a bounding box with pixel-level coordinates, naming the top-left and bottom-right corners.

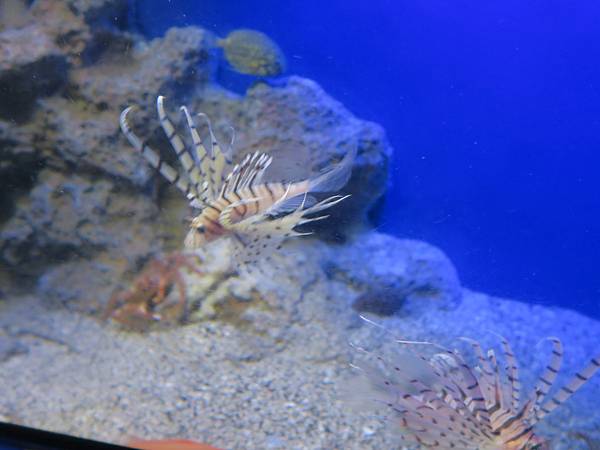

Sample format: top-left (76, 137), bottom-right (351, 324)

top-left (530, 337), bottom-right (563, 413)
top-left (532, 353), bottom-right (600, 423)
top-left (351, 320), bottom-right (600, 449)
top-left (426, 348), bottom-right (533, 448)
top-left (498, 419), bottom-right (537, 450)
top-left (195, 112), bottom-right (233, 199)
top-left (360, 342), bottom-right (471, 422)
top-left (156, 96), bottom-right (206, 207)
top-left (438, 349), bottom-right (492, 427)
top-left (392, 409), bottom-right (483, 449)
top-left (425, 356), bottom-right (482, 423)
top-left (119, 106), bottom-right (200, 206)
top-left (350, 344), bottom-right (490, 447)
top-left (399, 343), bottom-right (493, 431)
top-left (220, 151), bottom-right (273, 197)
top-left (460, 338), bottom-right (498, 409)
top-left (496, 393), bottom-right (541, 448)
top-left (220, 193), bottom-right (349, 232)
top-left (387, 386), bottom-right (487, 448)
top-left (406, 378), bottom-right (494, 444)
top-left (383, 335), bottom-right (488, 426)
top-left (239, 153), bottom-right (272, 190)
top-left (179, 105), bottom-right (213, 205)
top-left (486, 365), bottom-right (521, 438)
top-left (486, 349), bottom-right (514, 417)
top-left (498, 334), bottom-right (521, 411)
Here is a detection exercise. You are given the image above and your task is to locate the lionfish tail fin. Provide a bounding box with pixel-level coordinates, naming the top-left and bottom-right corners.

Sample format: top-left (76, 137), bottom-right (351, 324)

top-left (308, 144), bottom-right (357, 193)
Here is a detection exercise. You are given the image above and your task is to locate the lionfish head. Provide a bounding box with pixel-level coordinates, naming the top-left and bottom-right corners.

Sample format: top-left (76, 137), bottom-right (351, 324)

top-left (184, 226), bottom-right (209, 249)
top-left (184, 214), bottom-right (219, 249)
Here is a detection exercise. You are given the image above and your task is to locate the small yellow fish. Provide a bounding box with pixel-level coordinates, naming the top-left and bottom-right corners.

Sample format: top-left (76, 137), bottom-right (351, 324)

top-left (120, 96), bottom-right (355, 270)
top-left (217, 28), bottom-right (286, 76)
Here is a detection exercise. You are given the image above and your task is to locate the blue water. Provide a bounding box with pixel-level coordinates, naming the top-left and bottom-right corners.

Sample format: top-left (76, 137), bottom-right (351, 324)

top-left (136, 0), bottom-right (600, 319)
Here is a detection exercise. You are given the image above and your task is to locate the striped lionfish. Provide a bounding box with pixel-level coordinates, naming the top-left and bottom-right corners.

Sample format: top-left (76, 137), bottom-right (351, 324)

top-left (120, 96), bottom-right (355, 270)
top-left (352, 318), bottom-right (600, 449)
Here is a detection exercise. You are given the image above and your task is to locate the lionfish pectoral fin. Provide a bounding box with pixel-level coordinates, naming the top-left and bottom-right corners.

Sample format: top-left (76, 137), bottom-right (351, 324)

top-left (301, 194), bottom-right (351, 215)
top-left (228, 228), bottom-right (286, 276)
top-left (296, 215), bottom-right (329, 227)
top-left (226, 193), bottom-right (352, 274)
top-left (224, 201), bottom-right (318, 274)
top-left (257, 194), bottom-right (349, 235)
top-left (266, 193), bottom-right (317, 217)
top-left (257, 194), bottom-right (350, 236)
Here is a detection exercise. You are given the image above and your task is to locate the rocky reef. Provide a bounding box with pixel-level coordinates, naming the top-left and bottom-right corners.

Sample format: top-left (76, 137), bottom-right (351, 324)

top-left (0, 0), bottom-right (390, 313)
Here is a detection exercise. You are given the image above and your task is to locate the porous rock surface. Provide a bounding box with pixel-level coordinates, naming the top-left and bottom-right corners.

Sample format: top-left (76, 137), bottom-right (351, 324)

top-left (0, 0), bottom-right (389, 304)
top-left (324, 232), bottom-right (462, 315)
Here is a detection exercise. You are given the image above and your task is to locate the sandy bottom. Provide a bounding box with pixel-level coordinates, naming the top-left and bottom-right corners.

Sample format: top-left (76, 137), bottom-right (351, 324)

top-left (0, 280), bottom-right (598, 449)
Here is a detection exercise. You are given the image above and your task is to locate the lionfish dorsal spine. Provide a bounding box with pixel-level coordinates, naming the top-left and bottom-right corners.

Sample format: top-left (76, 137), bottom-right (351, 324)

top-left (533, 353), bottom-right (600, 423)
top-left (530, 337), bottom-right (563, 415)
top-left (220, 151), bottom-right (273, 198)
top-left (461, 338), bottom-right (498, 410)
top-left (156, 96), bottom-right (211, 205)
top-left (178, 104), bottom-right (213, 205)
top-left (447, 351), bottom-right (492, 426)
top-left (120, 105), bottom-right (202, 206)
top-left (194, 111), bottom-right (232, 198)
top-left (498, 334), bottom-right (521, 411)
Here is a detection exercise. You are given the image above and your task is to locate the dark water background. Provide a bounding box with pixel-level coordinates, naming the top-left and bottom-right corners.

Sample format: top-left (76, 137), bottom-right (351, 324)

top-left (134, 0), bottom-right (600, 319)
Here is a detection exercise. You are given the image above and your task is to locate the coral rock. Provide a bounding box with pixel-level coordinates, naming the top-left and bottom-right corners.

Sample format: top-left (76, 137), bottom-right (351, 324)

top-left (324, 231), bottom-right (462, 315)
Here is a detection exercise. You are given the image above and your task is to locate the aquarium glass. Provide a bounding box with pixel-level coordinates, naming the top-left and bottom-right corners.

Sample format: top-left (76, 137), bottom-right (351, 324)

top-left (0, 1), bottom-right (598, 449)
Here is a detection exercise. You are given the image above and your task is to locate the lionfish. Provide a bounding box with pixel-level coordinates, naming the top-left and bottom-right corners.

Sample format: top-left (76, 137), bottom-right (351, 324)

top-left (351, 318), bottom-right (600, 449)
top-left (120, 96), bottom-right (355, 269)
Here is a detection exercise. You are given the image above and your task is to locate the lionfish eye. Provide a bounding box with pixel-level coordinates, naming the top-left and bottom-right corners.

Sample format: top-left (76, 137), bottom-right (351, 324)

top-left (197, 224), bottom-right (206, 233)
